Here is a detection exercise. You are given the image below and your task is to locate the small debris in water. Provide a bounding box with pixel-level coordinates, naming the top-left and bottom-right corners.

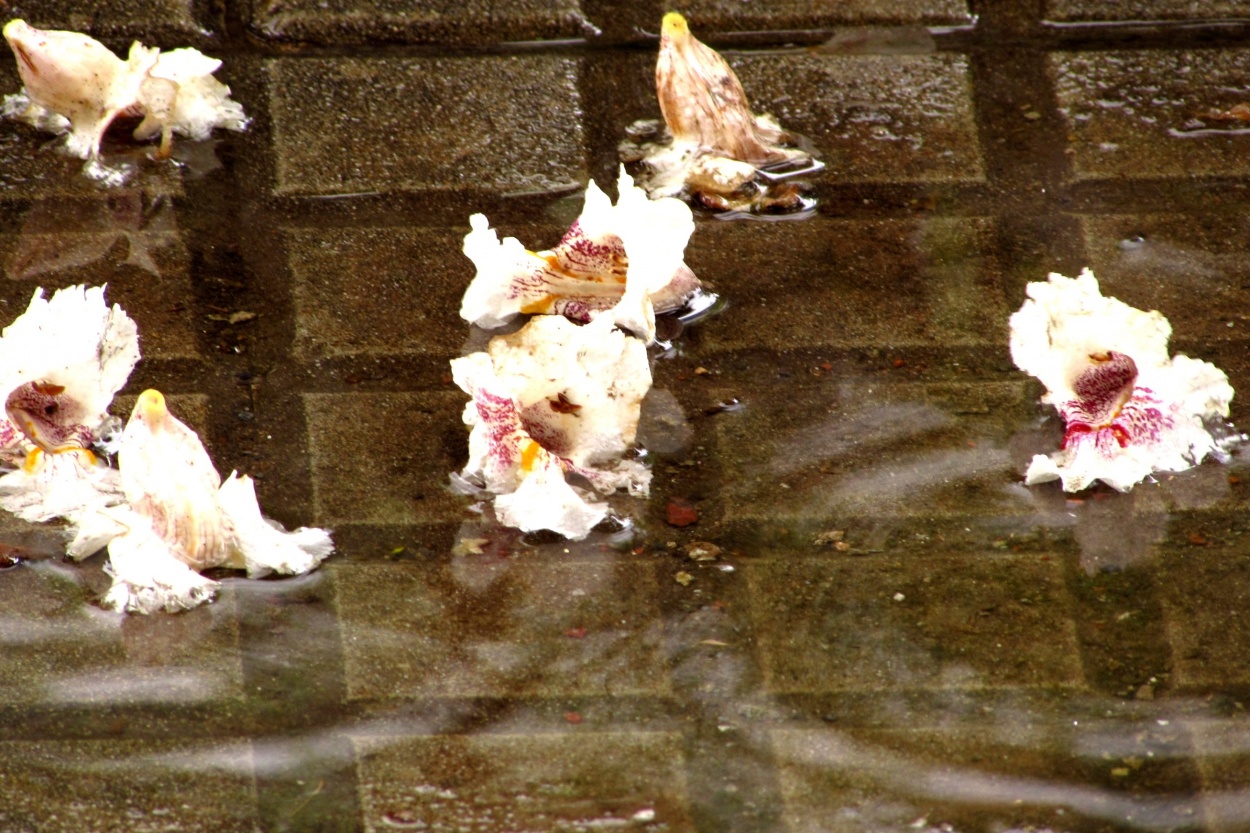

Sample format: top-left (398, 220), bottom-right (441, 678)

top-left (674, 571), bottom-right (694, 586)
top-left (631, 808), bottom-right (656, 823)
top-left (0, 544), bottom-right (25, 569)
top-left (683, 541), bottom-right (720, 561)
top-left (666, 497), bottom-right (698, 527)
top-left (565, 627), bottom-right (587, 639)
top-left (892, 592), bottom-right (905, 602)
top-left (451, 537), bottom-right (487, 556)
top-left (228, 310), bottom-right (257, 324)
top-left (563, 711), bottom-right (584, 724)
top-left (702, 398), bottom-right (741, 416)
top-left (813, 529), bottom-right (845, 547)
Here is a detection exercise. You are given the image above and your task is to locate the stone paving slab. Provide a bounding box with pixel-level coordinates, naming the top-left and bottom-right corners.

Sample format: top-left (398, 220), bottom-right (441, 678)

top-left (745, 554), bottom-right (1084, 693)
top-left (1188, 716), bottom-right (1250, 833)
top-left (713, 378), bottom-right (1036, 528)
top-left (354, 732), bottom-right (693, 832)
top-left (1052, 49), bottom-right (1250, 181)
top-left (267, 56), bottom-right (586, 197)
top-left (288, 226), bottom-right (470, 361)
top-left (304, 391), bottom-right (468, 526)
top-left (727, 53), bottom-right (984, 184)
top-left (1078, 213), bottom-right (1250, 344)
top-left (250, 0), bottom-right (592, 45)
top-left (0, 739), bottom-right (257, 832)
top-left (335, 560), bottom-right (669, 699)
top-left (0, 561), bottom-right (243, 705)
top-left (0, 196), bottom-right (199, 361)
top-left (688, 216), bottom-right (1004, 352)
top-left (0, 0), bottom-right (211, 44)
top-left (1046, 0), bottom-right (1250, 22)
top-left (680, 0), bottom-right (972, 31)
top-left (1157, 547), bottom-right (1250, 690)
top-left (771, 720), bottom-right (1198, 833)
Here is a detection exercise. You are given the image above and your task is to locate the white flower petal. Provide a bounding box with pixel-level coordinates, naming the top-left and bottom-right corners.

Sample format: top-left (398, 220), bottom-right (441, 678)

top-left (1012, 269), bottom-right (1235, 492)
top-left (460, 171), bottom-right (698, 340)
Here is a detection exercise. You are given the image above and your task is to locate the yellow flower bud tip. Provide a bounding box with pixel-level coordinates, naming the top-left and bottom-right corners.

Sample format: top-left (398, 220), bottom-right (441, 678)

top-left (661, 12), bottom-right (689, 37)
top-left (137, 389), bottom-right (168, 423)
top-left (3, 19), bottom-right (28, 41)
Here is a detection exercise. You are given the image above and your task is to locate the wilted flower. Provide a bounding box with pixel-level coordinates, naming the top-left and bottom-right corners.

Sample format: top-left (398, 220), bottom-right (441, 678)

top-left (69, 390), bottom-right (333, 614)
top-left (2, 19), bottom-right (247, 171)
top-left (0, 285), bottom-right (138, 521)
top-left (461, 167), bottom-right (699, 344)
top-left (620, 13), bottom-right (821, 213)
top-left (451, 315), bottom-right (652, 540)
top-left (1010, 269), bottom-right (1236, 492)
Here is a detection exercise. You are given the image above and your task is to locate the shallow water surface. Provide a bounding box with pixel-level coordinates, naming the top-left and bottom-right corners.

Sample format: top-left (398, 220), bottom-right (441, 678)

top-left (1, 3), bottom-right (1250, 832)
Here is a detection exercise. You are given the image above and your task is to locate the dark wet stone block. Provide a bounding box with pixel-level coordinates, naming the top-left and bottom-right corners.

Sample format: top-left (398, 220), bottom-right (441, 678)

top-left (1046, 0), bottom-right (1250, 22)
top-left (726, 53), bottom-right (984, 184)
top-left (679, 0), bottom-right (972, 31)
top-left (250, 0), bottom-right (593, 45)
top-left (266, 56), bottom-right (586, 197)
top-left (771, 717), bottom-right (1200, 833)
top-left (354, 732), bottom-right (694, 831)
top-left (334, 560), bottom-right (668, 699)
top-left (304, 391), bottom-right (468, 525)
top-left (1051, 50), bottom-right (1250, 181)
top-left (1190, 715), bottom-right (1250, 833)
top-left (712, 377), bottom-right (1037, 534)
top-left (0, 562), bottom-right (243, 705)
top-left (1079, 213), bottom-right (1250, 346)
top-left (0, 195), bottom-right (199, 361)
top-left (0, 0), bottom-right (213, 43)
top-left (1159, 547), bottom-right (1250, 690)
top-left (688, 216), bottom-right (1004, 352)
top-left (745, 554), bottom-right (1083, 692)
top-left (287, 226), bottom-right (470, 361)
top-left (0, 739), bottom-right (257, 832)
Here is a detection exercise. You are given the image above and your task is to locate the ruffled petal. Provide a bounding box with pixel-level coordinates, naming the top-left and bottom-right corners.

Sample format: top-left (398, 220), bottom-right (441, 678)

top-left (1012, 269), bottom-right (1235, 492)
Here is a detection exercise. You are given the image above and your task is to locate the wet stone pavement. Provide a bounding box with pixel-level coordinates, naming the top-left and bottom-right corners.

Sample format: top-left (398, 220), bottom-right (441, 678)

top-left (1, 1), bottom-right (1250, 832)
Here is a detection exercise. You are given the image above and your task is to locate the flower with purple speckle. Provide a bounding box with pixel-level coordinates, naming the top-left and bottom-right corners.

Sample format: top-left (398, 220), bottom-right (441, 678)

top-left (1011, 269), bottom-right (1236, 492)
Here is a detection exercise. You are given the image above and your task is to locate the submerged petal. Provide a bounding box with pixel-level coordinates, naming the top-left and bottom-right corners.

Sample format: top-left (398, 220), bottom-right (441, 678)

top-left (1012, 269), bottom-right (1236, 492)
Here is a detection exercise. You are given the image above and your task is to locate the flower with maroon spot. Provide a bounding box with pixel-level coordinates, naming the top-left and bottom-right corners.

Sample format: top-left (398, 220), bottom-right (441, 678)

top-left (460, 167), bottom-right (698, 344)
top-left (451, 314), bottom-right (652, 540)
top-left (1011, 269), bottom-right (1236, 492)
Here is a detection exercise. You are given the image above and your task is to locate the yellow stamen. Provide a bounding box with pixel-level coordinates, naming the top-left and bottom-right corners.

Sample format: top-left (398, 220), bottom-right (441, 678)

top-left (519, 439), bottom-right (541, 472)
top-left (54, 447), bottom-right (97, 466)
top-left (22, 447), bottom-right (42, 474)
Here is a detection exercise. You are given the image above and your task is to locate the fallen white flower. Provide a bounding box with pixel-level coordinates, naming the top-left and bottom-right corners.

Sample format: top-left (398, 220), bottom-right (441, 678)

top-left (0, 284), bottom-right (137, 521)
top-left (69, 389), bottom-right (333, 614)
top-left (1010, 268), bottom-right (1236, 492)
top-left (451, 315), bottom-right (652, 540)
top-left (461, 167), bottom-right (698, 344)
top-left (2, 19), bottom-right (247, 165)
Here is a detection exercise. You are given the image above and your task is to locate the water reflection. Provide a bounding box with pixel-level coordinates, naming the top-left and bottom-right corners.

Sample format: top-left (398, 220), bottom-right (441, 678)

top-left (7, 190), bottom-right (177, 280)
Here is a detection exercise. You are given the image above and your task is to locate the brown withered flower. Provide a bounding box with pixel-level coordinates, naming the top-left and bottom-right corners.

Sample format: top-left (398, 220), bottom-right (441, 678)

top-left (620, 13), bottom-right (822, 214)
